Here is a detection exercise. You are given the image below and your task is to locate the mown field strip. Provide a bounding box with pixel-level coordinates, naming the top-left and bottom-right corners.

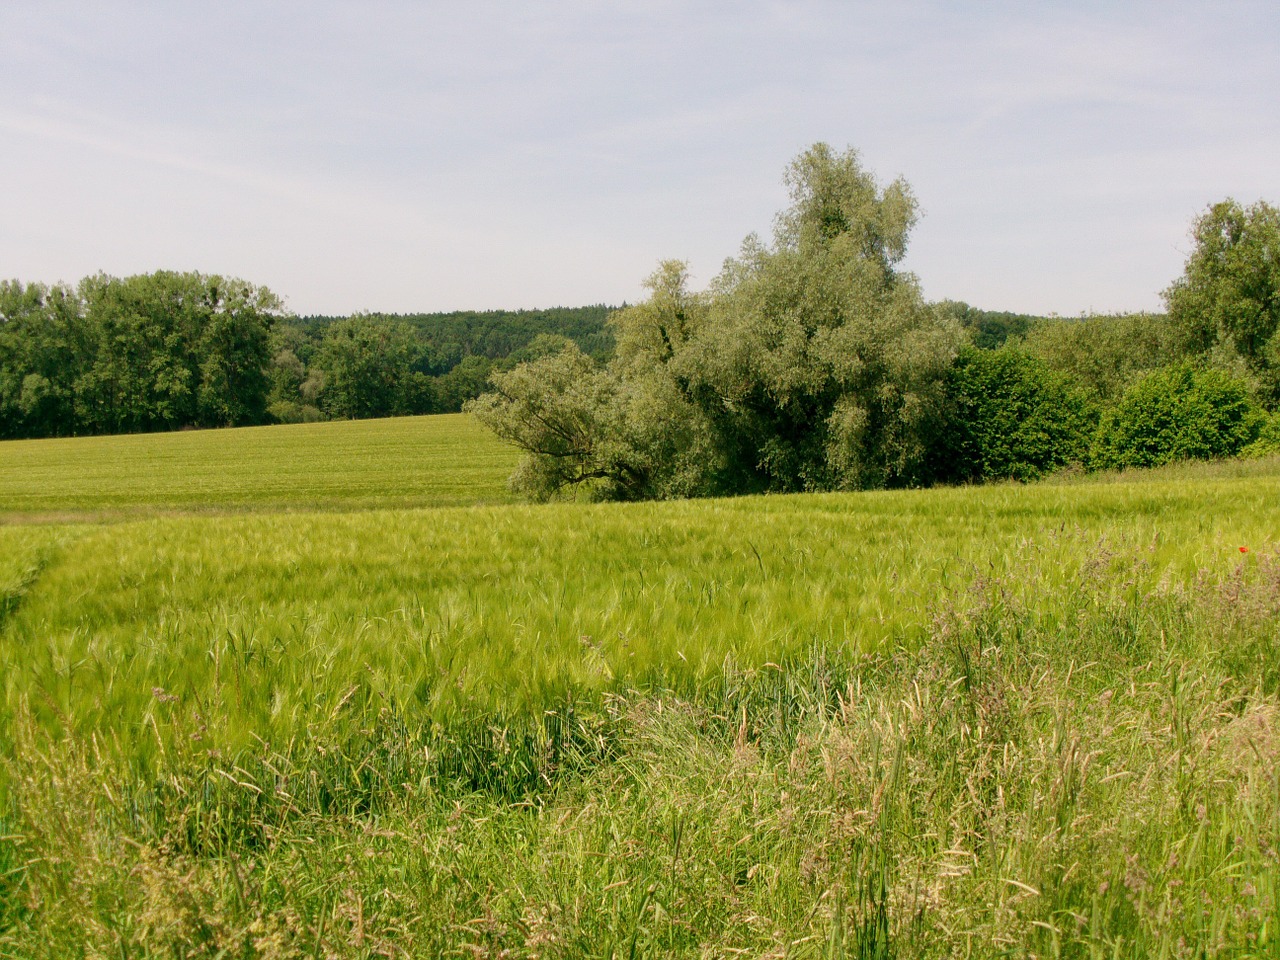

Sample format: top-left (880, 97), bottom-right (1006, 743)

top-left (0, 413), bottom-right (519, 518)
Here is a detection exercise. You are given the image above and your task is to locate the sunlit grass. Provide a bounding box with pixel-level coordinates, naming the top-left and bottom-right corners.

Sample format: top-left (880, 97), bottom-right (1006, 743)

top-left (0, 413), bottom-right (518, 519)
top-left (2, 433), bottom-right (1279, 956)
top-left (2, 470), bottom-right (1275, 755)
top-left (4, 517), bottom-right (1279, 956)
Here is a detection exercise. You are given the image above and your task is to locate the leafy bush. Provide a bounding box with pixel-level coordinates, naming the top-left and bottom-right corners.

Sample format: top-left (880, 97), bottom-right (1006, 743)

top-left (935, 347), bottom-right (1096, 483)
top-left (266, 400), bottom-right (325, 424)
top-left (1242, 410), bottom-right (1280, 458)
top-left (1092, 362), bottom-right (1264, 469)
top-left (1019, 312), bottom-right (1180, 402)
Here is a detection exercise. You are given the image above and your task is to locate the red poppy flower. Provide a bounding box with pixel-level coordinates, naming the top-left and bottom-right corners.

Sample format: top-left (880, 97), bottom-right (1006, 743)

top-left (1240, 546), bottom-right (1250, 553)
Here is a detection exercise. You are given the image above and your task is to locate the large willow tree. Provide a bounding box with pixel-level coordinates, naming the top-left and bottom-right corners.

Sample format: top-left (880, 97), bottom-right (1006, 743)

top-left (468, 144), bottom-right (963, 500)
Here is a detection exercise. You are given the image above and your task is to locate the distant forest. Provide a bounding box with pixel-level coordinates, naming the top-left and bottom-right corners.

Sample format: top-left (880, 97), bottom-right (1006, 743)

top-left (269, 305), bottom-right (616, 423)
top-left (0, 275), bottom-right (615, 437)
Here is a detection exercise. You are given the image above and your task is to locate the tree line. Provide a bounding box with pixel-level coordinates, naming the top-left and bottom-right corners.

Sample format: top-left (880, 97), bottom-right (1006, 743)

top-left (5, 142), bottom-right (1277, 497)
top-left (0, 276), bottom-right (613, 439)
top-left (0, 271), bottom-right (281, 437)
top-left (469, 144), bottom-right (1280, 500)
top-left (265, 306), bottom-right (613, 424)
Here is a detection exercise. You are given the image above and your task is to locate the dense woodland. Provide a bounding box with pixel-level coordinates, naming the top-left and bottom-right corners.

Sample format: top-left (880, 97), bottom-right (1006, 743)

top-left (0, 287), bottom-right (613, 436)
top-left (3, 143), bottom-right (1278, 496)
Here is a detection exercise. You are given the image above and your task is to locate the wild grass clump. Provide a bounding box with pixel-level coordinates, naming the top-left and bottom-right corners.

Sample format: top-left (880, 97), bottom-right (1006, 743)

top-left (2, 539), bottom-right (1278, 957)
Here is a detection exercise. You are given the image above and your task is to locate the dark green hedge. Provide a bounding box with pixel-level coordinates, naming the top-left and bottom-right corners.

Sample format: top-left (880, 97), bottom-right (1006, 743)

top-left (935, 347), bottom-right (1097, 483)
top-left (1092, 363), bottom-right (1264, 469)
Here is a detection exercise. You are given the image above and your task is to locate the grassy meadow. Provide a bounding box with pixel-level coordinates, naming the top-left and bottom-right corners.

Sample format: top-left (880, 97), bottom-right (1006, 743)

top-left (0, 413), bottom-right (517, 520)
top-left (1, 417), bottom-right (1279, 957)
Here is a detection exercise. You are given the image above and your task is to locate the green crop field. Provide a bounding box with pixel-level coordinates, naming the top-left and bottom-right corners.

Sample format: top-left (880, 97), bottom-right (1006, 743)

top-left (1, 417), bottom-right (1278, 957)
top-left (0, 413), bottom-right (518, 520)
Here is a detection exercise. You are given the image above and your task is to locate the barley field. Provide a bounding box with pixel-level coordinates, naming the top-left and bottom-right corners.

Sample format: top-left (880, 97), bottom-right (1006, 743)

top-left (1, 418), bottom-right (1278, 957)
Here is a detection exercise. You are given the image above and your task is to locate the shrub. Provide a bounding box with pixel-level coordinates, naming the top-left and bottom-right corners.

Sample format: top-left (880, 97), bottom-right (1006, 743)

top-left (935, 347), bottom-right (1096, 483)
top-left (267, 400), bottom-right (325, 424)
top-left (1242, 410), bottom-right (1280, 458)
top-left (1019, 311), bottom-right (1179, 402)
top-left (1092, 362), bottom-right (1263, 469)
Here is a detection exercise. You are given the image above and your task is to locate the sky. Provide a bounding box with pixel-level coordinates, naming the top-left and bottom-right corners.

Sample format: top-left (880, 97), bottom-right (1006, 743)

top-left (1, 1), bottom-right (1277, 318)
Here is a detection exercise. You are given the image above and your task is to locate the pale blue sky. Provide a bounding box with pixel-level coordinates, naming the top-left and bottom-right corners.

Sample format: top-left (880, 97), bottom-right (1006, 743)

top-left (1, 1), bottom-right (1276, 316)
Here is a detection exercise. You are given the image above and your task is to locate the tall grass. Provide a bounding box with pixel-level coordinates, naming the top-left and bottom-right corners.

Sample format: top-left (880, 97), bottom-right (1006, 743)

top-left (3, 474), bottom-right (1275, 758)
top-left (2, 535), bottom-right (1278, 956)
top-left (1, 445), bottom-right (1278, 955)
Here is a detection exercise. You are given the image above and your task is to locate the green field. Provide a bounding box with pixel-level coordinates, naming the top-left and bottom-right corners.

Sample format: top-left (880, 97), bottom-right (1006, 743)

top-left (0, 413), bottom-right (517, 519)
top-left (2, 418), bottom-right (1278, 957)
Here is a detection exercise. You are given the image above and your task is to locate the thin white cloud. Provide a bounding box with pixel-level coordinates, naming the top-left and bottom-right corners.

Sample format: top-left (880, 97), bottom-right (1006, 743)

top-left (0, 108), bottom-right (309, 204)
top-left (0, 1), bottom-right (1276, 315)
